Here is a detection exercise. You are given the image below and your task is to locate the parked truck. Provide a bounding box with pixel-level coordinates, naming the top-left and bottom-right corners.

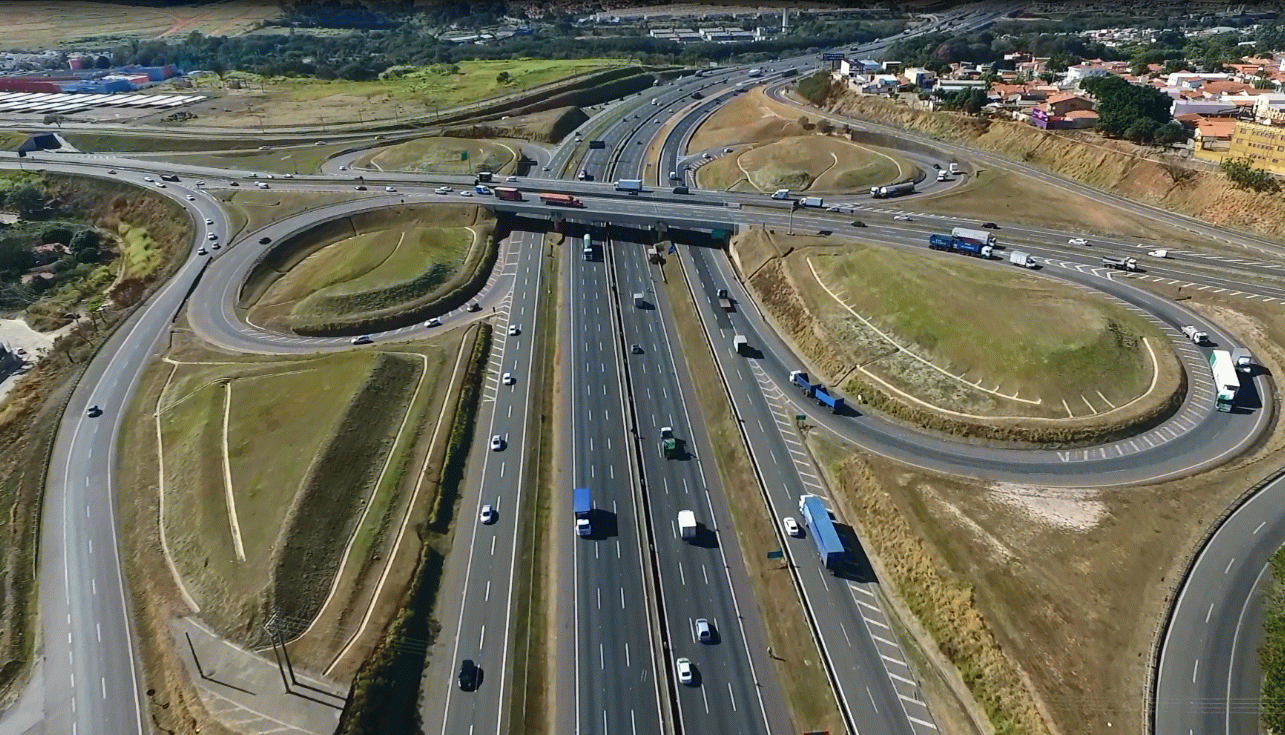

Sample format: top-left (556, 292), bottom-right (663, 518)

top-left (929, 233), bottom-right (992, 259)
top-left (951, 227), bottom-right (995, 247)
top-left (870, 181), bottom-right (915, 198)
top-left (789, 370), bottom-right (846, 413)
top-left (1182, 325), bottom-right (1209, 345)
top-left (801, 196), bottom-right (824, 208)
top-left (573, 487), bottom-right (592, 537)
top-left (1008, 250), bottom-right (1036, 268)
top-left (494, 187), bottom-right (522, 201)
top-left (734, 335), bottom-right (750, 355)
top-left (678, 510), bottom-right (698, 540)
top-left (615, 179), bottom-right (643, 192)
top-left (1232, 346), bottom-right (1254, 373)
top-left (717, 288), bottom-right (733, 312)
top-left (771, 189), bottom-right (791, 200)
top-left (799, 494), bottom-right (844, 571)
top-left (1101, 255), bottom-right (1138, 271)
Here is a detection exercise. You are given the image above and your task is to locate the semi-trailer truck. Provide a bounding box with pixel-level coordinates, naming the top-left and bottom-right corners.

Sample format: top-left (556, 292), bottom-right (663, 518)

top-left (574, 487), bottom-right (592, 536)
top-left (1101, 256), bottom-right (1138, 271)
top-left (801, 196), bottom-right (824, 208)
top-left (951, 227), bottom-right (995, 246)
top-left (1210, 350), bottom-right (1240, 412)
top-left (799, 494), bottom-right (844, 571)
top-left (678, 510), bottom-right (697, 540)
top-left (870, 181), bottom-right (915, 198)
top-left (615, 179), bottom-right (643, 192)
top-left (789, 370), bottom-right (846, 412)
top-left (540, 193), bottom-right (584, 207)
top-left (494, 187), bottom-right (522, 201)
top-left (929, 233), bottom-right (992, 259)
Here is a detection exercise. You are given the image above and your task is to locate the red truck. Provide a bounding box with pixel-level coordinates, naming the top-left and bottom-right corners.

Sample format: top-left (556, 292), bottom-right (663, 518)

top-left (494, 187), bottom-right (522, 201)
top-left (539, 192), bottom-right (584, 208)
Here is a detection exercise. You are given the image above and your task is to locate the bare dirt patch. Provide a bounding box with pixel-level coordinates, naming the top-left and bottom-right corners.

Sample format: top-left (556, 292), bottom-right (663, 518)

top-left (687, 86), bottom-right (810, 152)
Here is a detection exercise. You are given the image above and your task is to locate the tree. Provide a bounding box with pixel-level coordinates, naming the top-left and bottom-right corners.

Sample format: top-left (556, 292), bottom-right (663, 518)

top-left (1221, 156), bottom-right (1281, 193)
top-left (1124, 117), bottom-right (1160, 144)
top-left (42, 113), bottom-right (64, 127)
top-left (496, 70), bottom-right (510, 84)
top-left (94, 55), bottom-right (111, 69)
top-left (1082, 74), bottom-right (1173, 141)
top-left (70, 229), bottom-right (102, 253)
top-left (40, 227), bottom-right (73, 246)
top-left (1153, 120), bottom-right (1187, 146)
top-left (8, 185), bottom-right (45, 217)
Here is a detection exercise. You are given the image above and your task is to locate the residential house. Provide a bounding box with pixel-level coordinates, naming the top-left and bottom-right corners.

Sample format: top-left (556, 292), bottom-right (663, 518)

top-left (902, 67), bottom-right (936, 89)
top-left (1254, 93), bottom-right (1285, 124)
top-left (1063, 109), bottom-right (1100, 129)
top-left (1064, 63), bottom-right (1116, 87)
top-left (1171, 98), bottom-right (1247, 118)
top-left (1043, 92), bottom-right (1094, 116)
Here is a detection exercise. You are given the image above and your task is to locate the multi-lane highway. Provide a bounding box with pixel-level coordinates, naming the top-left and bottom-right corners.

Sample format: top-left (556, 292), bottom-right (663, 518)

top-left (8, 5), bottom-right (1285, 735)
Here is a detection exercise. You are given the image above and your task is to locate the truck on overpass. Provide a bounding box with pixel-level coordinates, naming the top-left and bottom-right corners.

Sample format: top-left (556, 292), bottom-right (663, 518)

top-left (540, 193), bottom-right (584, 208)
top-left (799, 494), bottom-right (844, 571)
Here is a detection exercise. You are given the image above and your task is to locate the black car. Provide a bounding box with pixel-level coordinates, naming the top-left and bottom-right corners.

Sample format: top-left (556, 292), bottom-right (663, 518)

top-left (981, 222), bottom-right (999, 229)
top-left (851, 220), bottom-right (866, 227)
top-left (631, 344), bottom-right (644, 354)
top-left (86, 405), bottom-right (102, 418)
top-left (259, 236), bottom-right (272, 244)
top-left (459, 659), bottom-right (480, 691)
top-left (467, 302), bottom-right (481, 313)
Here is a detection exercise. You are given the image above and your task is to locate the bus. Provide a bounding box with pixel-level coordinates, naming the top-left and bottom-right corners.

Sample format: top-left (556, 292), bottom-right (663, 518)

top-left (1209, 349), bottom-right (1240, 412)
top-left (539, 193), bottom-right (584, 208)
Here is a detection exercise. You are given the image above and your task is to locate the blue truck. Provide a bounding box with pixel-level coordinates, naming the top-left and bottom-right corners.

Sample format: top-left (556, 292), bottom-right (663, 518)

top-left (799, 494), bottom-right (844, 571)
top-left (573, 487), bottom-right (592, 537)
top-left (789, 370), bottom-right (845, 412)
top-left (928, 233), bottom-right (993, 259)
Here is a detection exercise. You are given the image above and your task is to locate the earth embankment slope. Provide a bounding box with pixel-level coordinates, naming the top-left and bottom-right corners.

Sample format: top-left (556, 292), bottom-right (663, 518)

top-left (824, 93), bottom-right (1285, 240)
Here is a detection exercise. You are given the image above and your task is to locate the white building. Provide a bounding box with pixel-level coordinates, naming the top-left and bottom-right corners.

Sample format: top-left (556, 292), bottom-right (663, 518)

top-left (1064, 64), bottom-right (1115, 87)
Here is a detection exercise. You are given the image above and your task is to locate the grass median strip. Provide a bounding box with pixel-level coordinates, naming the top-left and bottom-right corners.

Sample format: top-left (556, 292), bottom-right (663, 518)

top-left (660, 251), bottom-right (843, 733)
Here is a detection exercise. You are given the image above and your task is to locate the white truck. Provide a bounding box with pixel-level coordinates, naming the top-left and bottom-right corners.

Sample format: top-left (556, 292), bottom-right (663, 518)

top-left (634, 292), bottom-right (646, 308)
top-left (801, 196), bottom-right (824, 208)
top-left (678, 510), bottom-right (697, 540)
top-left (1232, 347), bottom-right (1254, 373)
top-left (1182, 325), bottom-right (1209, 344)
top-left (615, 179), bottom-right (643, 192)
top-left (1008, 250), bottom-right (1036, 268)
top-left (771, 189), bottom-right (791, 200)
top-left (949, 162), bottom-right (961, 174)
top-left (1101, 255), bottom-right (1138, 271)
top-left (937, 170), bottom-right (950, 182)
top-left (733, 335), bottom-right (749, 355)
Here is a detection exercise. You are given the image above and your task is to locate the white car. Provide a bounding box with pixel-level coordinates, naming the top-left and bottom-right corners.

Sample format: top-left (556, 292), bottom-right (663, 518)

top-left (385, 186), bottom-right (396, 192)
top-left (204, 218), bottom-right (214, 225)
top-left (283, 173), bottom-right (293, 179)
top-left (351, 335), bottom-right (373, 345)
top-left (508, 324), bottom-right (519, 336)
top-left (459, 190), bottom-right (473, 197)
top-left (339, 165), bottom-right (348, 171)
top-left (186, 195), bottom-right (195, 201)
top-left (506, 175), bottom-right (518, 183)
top-left (893, 214), bottom-right (912, 221)
top-left (490, 434), bottom-right (503, 451)
top-left (143, 176), bottom-right (154, 182)
top-left (435, 186), bottom-right (452, 194)
top-left (502, 372), bottom-right (514, 385)
top-left (676, 657), bottom-right (694, 685)
top-left (480, 504), bottom-right (496, 524)
top-left (783, 517), bottom-right (801, 537)
top-left (1068, 238), bottom-right (1089, 246)
top-left (197, 247), bottom-right (208, 256)
top-left (196, 180), bottom-right (205, 187)
top-left (207, 233), bottom-right (218, 241)
top-left (425, 317), bottom-right (441, 327)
